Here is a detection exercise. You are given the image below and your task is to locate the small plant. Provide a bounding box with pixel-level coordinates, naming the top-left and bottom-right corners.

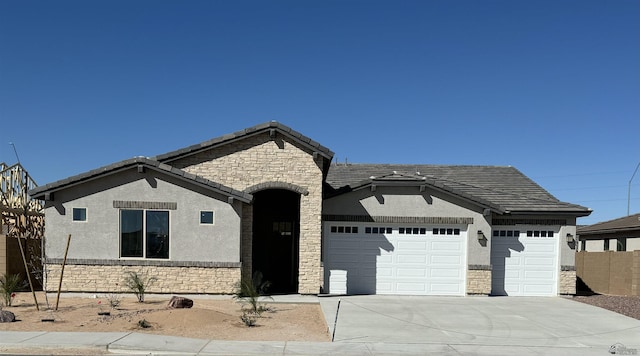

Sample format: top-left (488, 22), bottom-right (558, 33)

top-left (240, 311), bottom-right (258, 327)
top-left (233, 271), bottom-right (273, 318)
top-left (0, 274), bottom-right (26, 307)
top-left (103, 293), bottom-right (122, 309)
top-left (137, 319), bottom-right (151, 328)
top-left (123, 271), bottom-right (157, 303)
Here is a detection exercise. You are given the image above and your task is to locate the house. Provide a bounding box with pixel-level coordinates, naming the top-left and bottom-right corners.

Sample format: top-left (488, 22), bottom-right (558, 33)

top-left (29, 122), bottom-right (591, 296)
top-left (577, 214), bottom-right (640, 252)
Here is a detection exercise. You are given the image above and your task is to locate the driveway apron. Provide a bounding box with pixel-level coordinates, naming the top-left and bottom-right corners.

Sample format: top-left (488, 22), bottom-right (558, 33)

top-left (319, 295), bottom-right (640, 353)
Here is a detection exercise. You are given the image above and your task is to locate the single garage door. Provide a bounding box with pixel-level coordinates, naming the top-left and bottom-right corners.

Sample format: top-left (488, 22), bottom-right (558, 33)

top-left (491, 227), bottom-right (559, 296)
top-left (324, 223), bottom-right (467, 296)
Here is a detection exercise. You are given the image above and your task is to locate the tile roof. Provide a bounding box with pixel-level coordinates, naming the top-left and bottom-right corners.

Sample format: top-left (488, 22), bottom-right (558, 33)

top-left (152, 121), bottom-right (334, 163)
top-left (28, 157), bottom-right (252, 203)
top-left (577, 213), bottom-right (640, 235)
top-left (326, 164), bottom-right (591, 215)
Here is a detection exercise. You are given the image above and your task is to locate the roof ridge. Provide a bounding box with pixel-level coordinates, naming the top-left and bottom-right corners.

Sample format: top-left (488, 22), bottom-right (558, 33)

top-left (153, 121), bottom-right (334, 163)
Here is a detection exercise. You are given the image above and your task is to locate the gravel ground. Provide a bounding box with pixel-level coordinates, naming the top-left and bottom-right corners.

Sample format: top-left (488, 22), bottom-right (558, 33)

top-left (571, 295), bottom-right (640, 320)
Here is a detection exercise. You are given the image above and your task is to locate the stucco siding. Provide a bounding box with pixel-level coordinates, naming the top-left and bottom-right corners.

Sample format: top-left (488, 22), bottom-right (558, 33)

top-left (43, 169), bottom-right (242, 264)
top-left (323, 186), bottom-right (491, 266)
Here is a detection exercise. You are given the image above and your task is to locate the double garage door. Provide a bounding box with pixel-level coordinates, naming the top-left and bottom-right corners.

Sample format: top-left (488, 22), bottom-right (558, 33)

top-left (324, 223), bottom-right (467, 296)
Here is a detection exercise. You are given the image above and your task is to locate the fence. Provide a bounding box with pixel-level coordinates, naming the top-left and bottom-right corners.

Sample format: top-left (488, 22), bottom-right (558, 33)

top-left (575, 251), bottom-right (640, 296)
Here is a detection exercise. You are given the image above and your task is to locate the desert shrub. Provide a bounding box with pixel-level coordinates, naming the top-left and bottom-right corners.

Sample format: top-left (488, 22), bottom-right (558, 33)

top-left (137, 319), bottom-right (151, 328)
top-left (240, 311), bottom-right (258, 327)
top-left (104, 292), bottom-right (122, 309)
top-left (233, 271), bottom-right (272, 317)
top-left (0, 273), bottom-right (26, 307)
top-left (123, 271), bottom-right (157, 302)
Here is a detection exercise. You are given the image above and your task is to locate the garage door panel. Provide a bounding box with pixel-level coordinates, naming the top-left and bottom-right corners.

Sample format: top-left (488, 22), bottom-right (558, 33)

top-left (431, 255), bottom-right (462, 265)
top-left (430, 283), bottom-right (464, 294)
top-left (524, 270), bottom-right (555, 279)
top-left (525, 244), bottom-right (556, 253)
top-left (430, 267), bottom-right (462, 278)
top-left (396, 282), bottom-right (428, 292)
top-left (377, 254), bottom-right (393, 263)
top-left (397, 254), bottom-right (427, 263)
top-left (504, 270), bottom-right (522, 278)
top-left (431, 241), bottom-right (462, 251)
top-left (524, 257), bottom-right (555, 266)
top-left (397, 268), bottom-right (427, 277)
top-left (397, 241), bottom-right (427, 250)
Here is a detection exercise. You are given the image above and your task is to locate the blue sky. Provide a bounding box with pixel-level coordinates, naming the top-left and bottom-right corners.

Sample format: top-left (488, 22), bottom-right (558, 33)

top-left (1, 0), bottom-right (638, 225)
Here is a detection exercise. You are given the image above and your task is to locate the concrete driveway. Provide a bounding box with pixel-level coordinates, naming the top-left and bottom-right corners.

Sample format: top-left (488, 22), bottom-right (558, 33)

top-left (319, 295), bottom-right (640, 355)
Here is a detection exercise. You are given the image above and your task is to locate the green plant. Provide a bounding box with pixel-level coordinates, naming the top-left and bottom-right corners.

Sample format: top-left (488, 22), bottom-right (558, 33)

top-left (123, 271), bottom-right (157, 302)
top-left (0, 273), bottom-right (26, 307)
top-left (233, 271), bottom-right (273, 317)
top-left (240, 311), bottom-right (258, 327)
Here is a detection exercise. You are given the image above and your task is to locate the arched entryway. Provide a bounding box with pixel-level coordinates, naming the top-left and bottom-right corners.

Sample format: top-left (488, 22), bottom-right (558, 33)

top-left (252, 189), bottom-right (300, 294)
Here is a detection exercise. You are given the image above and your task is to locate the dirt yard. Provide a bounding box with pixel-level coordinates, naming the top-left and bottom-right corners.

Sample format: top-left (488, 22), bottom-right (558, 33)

top-left (0, 292), bottom-right (330, 342)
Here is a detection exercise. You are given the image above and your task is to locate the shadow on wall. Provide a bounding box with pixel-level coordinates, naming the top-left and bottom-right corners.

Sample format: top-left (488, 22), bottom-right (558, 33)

top-left (576, 276), bottom-right (598, 296)
top-left (490, 236), bottom-right (525, 296)
top-left (326, 234), bottom-right (394, 295)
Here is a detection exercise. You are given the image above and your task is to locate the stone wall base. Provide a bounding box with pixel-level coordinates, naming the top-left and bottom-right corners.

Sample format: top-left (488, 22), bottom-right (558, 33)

top-left (559, 270), bottom-right (576, 295)
top-left (45, 264), bottom-right (240, 294)
top-left (467, 269), bottom-right (492, 295)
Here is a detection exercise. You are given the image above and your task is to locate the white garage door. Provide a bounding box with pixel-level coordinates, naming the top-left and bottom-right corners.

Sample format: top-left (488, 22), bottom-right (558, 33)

top-left (324, 223), bottom-right (467, 296)
top-left (491, 227), bottom-right (559, 296)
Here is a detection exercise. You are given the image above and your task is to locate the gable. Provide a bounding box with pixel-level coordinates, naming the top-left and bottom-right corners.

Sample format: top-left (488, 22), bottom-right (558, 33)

top-left (153, 121), bottom-right (334, 165)
top-left (326, 164), bottom-right (591, 216)
top-left (29, 157), bottom-right (252, 204)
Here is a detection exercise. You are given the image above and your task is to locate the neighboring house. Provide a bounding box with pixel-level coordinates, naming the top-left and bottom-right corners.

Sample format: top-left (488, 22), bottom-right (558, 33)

top-left (577, 214), bottom-right (640, 252)
top-left (1, 162), bottom-right (43, 288)
top-left (29, 122), bottom-right (591, 297)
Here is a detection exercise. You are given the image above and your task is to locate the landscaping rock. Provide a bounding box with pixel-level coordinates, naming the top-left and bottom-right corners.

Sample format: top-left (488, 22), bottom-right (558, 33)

top-left (0, 310), bottom-right (16, 323)
top-left (167, 296), bottom-right (193, 309)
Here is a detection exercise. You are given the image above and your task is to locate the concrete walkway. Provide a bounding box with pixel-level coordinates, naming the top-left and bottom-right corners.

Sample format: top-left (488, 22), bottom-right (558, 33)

top-left (1, 295), bottom-right (639, 355)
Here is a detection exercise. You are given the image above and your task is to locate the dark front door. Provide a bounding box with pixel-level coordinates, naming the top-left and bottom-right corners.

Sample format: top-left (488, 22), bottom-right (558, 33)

top-left (252, 189), bottom-right (300, 294)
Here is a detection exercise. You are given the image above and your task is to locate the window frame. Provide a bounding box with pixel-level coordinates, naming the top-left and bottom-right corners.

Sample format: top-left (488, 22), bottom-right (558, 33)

top-left (200, 210), bottom-right (215, 225)
top-left (72, 207), bottom-right (87, 222)
top-left (119, 209), bottom-right (170, 260)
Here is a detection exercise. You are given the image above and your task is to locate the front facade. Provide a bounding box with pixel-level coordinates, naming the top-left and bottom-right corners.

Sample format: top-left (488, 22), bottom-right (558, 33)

top-left (30, 122), bottom-right (591, 296)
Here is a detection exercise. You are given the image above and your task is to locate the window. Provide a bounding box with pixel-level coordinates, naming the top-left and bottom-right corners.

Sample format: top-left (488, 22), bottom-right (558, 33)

top-left (72, 208), bottom-right (87, 222)
top-left (433, 227), bottom-right (461, 236)
top-left (616, 238), bottom-right (626, 251)
top-left (200, 211), bottom-right (214, 224)
top-left (365, 227), bottom-right (391, 234)
top-left (120, 210), bottom-right (169, 259)
top-left (604, 239), bottom-right (610, 251)
top-left (330, 225), bottom-right (358, 234)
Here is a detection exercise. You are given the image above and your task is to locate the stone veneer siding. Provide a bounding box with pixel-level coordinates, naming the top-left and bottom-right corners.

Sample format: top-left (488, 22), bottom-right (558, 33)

top-left (559, 267), bottom-right (576, 295)
top-left (467, 265), bottom-right (492, 295)
top-left (169, 134), bottom-right (325, 294)
top-left (46, 264), bottom-right (240, 294)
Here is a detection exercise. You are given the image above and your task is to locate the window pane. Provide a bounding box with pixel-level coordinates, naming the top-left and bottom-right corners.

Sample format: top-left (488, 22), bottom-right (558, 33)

top-left (121, 210), bottom-right (143, 257)
top-left (146, 211), bottom-right (169, 259)
top-left (73, 208), bottom-right (87, 221)
top-left (200, 211), bottom-right (214, 224)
